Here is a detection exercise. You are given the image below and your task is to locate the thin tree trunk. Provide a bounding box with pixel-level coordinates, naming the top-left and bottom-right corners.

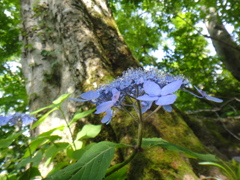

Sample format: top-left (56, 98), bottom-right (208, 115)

top-left (203, 7), bottom-right (240, 81)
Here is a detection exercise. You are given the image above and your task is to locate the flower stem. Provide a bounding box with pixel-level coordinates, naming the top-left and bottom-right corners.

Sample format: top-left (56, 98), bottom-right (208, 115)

top-left (105, 99), bottom-right (144, 177)
top-left (59, 108), bottom-right (76, 150)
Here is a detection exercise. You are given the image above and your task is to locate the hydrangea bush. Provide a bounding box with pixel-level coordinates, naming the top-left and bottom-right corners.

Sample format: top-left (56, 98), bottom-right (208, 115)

top-left (1, 68), bottom-right (230, 180)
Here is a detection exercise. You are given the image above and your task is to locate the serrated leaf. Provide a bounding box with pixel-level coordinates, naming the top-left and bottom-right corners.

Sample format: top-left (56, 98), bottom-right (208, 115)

top-left (75, 124), bottom-right (101, 140)
top-left (141, 138), bottom-right (217, 162)
top-left (45, 141), bottom-right (117, 180)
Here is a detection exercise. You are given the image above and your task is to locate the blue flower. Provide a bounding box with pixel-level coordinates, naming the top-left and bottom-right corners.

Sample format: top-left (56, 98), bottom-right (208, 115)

top-left (69, 91), bottom-right (99, 102)
top-left (0, 116), bottom-right (11, 126)
top-left (194, 86), bottom-right (223, 103)
top-left (95, 88), bottom-right (120, 124)
top-left (71, 68), bottom-right (187, 123)
top-left (100, 109), bottom-right (113, 124)
top-left (0, 113), bottom-right (37, 126)
top-left (137, 79), bottom-right (183, 112)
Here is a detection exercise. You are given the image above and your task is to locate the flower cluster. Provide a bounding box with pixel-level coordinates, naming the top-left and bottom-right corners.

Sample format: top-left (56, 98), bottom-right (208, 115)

top-left (0, 113), bottom-right (37, 126)
top-left (70, 68), bottom-right (222, 124)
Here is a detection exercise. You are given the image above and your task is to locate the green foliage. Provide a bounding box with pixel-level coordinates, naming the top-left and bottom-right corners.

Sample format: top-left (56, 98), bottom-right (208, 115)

top-left (110, 0), bottom-right (240, 117)
top-left (199, 160), bottom-right (240, 180)
top-left (0, 94), bottom-right (100, 179)
top-left (45, 142), bottom-right (116, 180)
top-left (0, 0), bottom-right (27, 114)
top-left (141, 138), bottom-right (217, 162)
top-left (1, 94), bottom-right (230, 180)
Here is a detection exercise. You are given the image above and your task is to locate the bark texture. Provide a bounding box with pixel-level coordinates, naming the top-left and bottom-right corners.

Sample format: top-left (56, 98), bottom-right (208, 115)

top-left (20, 0), bottom-right (227, 179)
top-left (20, 0), bottom-right (139, 136)
top-left (20, 0), bottom-right (139, 175)
top-left (204, 7), bottom-right (240, 81)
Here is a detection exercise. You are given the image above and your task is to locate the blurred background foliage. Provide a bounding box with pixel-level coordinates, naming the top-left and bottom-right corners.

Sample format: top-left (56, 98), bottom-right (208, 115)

top-left (1, 0), bottom-right (240, 116)
top-left (109, 0), bottom-right (240, 117)
top-left (0, 0), bottom-right (27, 114)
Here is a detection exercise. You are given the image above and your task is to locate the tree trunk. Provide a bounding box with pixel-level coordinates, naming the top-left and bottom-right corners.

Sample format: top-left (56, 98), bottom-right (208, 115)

top-left (203, 7), bottom-right (240, 81)
top-left (20, 0), bottom-right (227, 179)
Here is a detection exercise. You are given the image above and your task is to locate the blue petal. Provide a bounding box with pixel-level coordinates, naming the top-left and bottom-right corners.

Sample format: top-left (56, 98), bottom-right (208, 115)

top-left (161, 79), bottom-right (182, 95)
top-left (206, 96), bottom-right (223, 103)
top-left (0, 116), bottom-right (10, 126)
top-left (194, 86), bottom-right (222, 103)
top-left (194, 86), bottom-right (207, 97)
top-left (95, 101), bottom-right (114, 114)
top-left (163, 105), bottom-right (172, 112)
top-left (143, 81), bottom-right (161, 96)
top-left (80, 91), bottom-right (99, 100)
top-left (22, 115), bottom-right (37, 126)
top-left (141, 101), bottom-right (153, 113)
top-left (111, 88), bottom-right (120, 102)
top-left (68, 98), bottom-right (88, 102)
top-left (101, 109), bottom-right (113, 124)
top-left (155, 94), bottom-right (177, 105)
top-left (137, 94), bottom-right (158, 101)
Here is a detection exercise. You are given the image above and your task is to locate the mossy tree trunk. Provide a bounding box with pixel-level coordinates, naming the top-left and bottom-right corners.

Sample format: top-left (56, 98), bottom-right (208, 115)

top-left (20, 0), bottom-right (227, 179)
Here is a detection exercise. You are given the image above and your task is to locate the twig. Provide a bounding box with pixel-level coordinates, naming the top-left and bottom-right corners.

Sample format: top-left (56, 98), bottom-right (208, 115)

top-left (186, 97), bottom-right (240, 114)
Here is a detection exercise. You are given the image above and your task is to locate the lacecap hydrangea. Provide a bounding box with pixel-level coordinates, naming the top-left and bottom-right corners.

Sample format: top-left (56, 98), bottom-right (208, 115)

top-left (70, 68), bottom-right (222, 124)
top-left (0, 113), bottom-right (37, 126)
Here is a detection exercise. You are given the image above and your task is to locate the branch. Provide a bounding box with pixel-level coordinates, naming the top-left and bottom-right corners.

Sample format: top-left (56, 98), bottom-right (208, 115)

top-left (175, 14), bottom-right (240, 52)
top-left (186, 97), bottom-right (240, 114)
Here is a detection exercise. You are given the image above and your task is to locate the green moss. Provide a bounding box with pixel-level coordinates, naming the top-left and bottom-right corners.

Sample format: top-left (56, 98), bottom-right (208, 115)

top-left (109, 108), bottom-right (202, 179)
top-left (128, 146), bottom-right (197, 180)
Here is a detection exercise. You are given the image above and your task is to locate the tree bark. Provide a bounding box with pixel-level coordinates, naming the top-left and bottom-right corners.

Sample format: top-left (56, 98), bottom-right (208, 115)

top-left (20, 0), bottom-right (139, 136)
top-left (203, 7), bottom-right (240, 81)
top-left (20, 0), bottom-right (227, 179)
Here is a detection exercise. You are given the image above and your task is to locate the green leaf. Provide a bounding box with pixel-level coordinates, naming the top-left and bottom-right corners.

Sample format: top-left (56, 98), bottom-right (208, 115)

top-left (31, 107), bottom-right (58, 129)
top-left (68, 109), bottom-right (95, 126)
top-left (44, 143), bottom-right (69, 166)
top-left (30, 94), bottom-right (70, 117)
top-left (71, 143), bottom-right (96, 160)
top-left (141, 138), bottom-right (217, 162)
top-left (75, 124), bottom-right (101, 140)
top-left (19, 167), bottom-right (41, 180)
top-left (104, 166), bottom-right (127, 180)
top-left (17, 151), bottom-right (43, 168)
top-left (47, 162), bottom-right (69, 176)
top-left (45, 141), bottom-right (117, 180)
top-left (30, 104), bottom-right (55, 115)
top-left (199, 162), bottom-right (236, 180)
top-left (38, 125), bottom-right (65, 137)
top-left (52, 94), bottom-right (71, 105)
top-left (24, 135), bottom-right (61, 158)
top-left (0, 130), bottom-right (25, 148)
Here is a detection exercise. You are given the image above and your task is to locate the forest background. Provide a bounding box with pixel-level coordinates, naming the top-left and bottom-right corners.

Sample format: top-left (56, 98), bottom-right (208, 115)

top-left (1, 0), bottom-right (240, 179)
